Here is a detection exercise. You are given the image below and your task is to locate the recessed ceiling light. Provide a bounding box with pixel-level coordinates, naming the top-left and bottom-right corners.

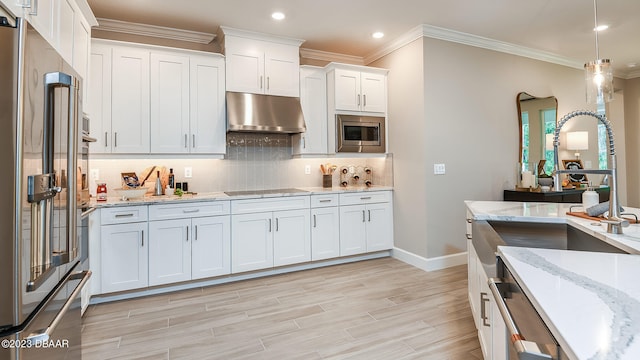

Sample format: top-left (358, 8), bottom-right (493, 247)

top-left (271, 12), bottom-right (285, 21)
top-left (594, 24), bottom-right (609, 32)
top-left (629, 63), bottom-right (637, 68)
top-left (372, 32), bottom-right (384, 39)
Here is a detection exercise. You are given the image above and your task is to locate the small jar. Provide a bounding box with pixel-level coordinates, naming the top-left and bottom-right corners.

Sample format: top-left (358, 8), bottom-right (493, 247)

top-left (96, 183), bottom-right (107, 202)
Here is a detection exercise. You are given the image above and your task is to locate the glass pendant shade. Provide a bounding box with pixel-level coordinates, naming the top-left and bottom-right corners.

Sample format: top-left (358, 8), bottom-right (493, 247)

top-left (585, 58), bottom-right (613, 104)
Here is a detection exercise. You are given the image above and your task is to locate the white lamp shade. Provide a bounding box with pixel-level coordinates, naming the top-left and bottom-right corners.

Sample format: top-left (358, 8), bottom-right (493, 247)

top-left (566, 131), bottom-right (589, 151)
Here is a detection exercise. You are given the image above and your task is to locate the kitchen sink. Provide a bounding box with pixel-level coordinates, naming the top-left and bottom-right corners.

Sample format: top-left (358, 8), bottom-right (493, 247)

top-left (472, 220), bottom-right (627, 278)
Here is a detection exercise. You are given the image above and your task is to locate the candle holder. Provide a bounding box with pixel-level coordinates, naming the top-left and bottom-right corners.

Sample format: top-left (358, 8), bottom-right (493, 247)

top-left (517, 162), bottom-right (538, 190)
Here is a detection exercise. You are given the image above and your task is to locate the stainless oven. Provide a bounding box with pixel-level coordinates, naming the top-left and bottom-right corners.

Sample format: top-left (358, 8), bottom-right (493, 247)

top-left (489, 257), bottom-right (569, 360)
top-left (336, 114), bottom-right (385, 153)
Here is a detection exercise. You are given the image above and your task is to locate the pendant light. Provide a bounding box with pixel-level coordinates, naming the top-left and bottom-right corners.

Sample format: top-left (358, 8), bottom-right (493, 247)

top-left (584, 0), bottom-right (613, 104)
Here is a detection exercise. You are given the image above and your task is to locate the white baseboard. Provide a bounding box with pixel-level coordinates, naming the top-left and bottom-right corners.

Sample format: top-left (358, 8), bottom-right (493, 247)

top-left (392, 247), bottom-right (467, 272)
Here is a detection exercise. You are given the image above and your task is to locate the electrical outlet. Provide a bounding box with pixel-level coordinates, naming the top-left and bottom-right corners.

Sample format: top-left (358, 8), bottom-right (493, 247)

top-left (90, 169), bottom-right (100, 180)
top-left (304, 165), bottom-right (311, 175)
top-left (434, 163), bottom-right (446, 175)
top-left (184, 167), bottom-right (192, 178)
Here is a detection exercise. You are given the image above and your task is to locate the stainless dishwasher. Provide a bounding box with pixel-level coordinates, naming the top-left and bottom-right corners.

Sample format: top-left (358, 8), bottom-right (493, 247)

top-left (489, 257), bottom-right (569, 360)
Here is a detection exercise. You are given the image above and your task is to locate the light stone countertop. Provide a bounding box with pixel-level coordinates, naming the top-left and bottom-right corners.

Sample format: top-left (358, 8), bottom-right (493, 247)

top-left (91, 185), bottom-right (393, 208)
top-left (498, 246), bottom-right (640, 360)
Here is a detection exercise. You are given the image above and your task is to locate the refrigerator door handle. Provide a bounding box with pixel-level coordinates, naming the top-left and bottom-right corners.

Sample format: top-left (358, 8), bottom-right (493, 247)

top-left (25, 270), bottom-right (91, 343)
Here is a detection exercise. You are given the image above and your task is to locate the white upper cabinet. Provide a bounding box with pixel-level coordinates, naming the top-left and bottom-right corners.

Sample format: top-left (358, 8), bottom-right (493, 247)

top-left (292, 66), bottom-right (327, 156)
top-left (150, 52), bottom-right (190, 154)
top-left (222, 26), bottom-right (303, 97)
top-left (89, 39), bottom-right (226, 155)
top-left (23, 0), bottom-right (55, 43)
top-left (327, 63), bottom-right (388, 114)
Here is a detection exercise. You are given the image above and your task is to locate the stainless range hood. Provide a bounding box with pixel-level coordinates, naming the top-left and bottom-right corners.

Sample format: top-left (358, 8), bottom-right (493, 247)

top-left (226, 92), bottom-right (306, 134)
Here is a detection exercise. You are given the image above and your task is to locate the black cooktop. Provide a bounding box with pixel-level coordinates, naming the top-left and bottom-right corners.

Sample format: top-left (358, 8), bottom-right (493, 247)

top-left (224, 188), bottom-right (309, 197)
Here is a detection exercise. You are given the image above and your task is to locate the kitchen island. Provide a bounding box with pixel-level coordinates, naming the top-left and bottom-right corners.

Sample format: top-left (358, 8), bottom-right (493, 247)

top-left (466, 200), bottom-right (640, 360)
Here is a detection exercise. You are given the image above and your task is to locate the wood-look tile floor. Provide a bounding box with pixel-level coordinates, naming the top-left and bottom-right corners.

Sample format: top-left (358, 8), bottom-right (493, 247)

top-left (81, 258), bottom-right (481, 360)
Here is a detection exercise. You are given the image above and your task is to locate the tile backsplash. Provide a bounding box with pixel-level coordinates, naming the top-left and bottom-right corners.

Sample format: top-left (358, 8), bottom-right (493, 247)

top-left (90, 133), bottom-right (393, 195)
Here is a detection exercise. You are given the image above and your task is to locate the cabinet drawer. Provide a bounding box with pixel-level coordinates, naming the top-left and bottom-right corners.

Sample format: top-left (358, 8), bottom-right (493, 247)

top-left (149, 201), bottom-right (230, 221)
top-left (231, 195), bottom-right (310, 214)
top-left (339, 191), bottom-right (391, 206)
top-left (101, 206), bottom-right (148, 225)
top-left (311, 194), bottom-right (339, 208)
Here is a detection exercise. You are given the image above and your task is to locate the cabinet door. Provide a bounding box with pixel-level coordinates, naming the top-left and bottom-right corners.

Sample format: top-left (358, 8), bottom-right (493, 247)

top-left (264, 43), bottom-right (299, 97)
top-left (311, 207), bottom-right (340, 261)
top-left (477, 257), bottom-right (493, 360)
top-left (360, 72), bottom-right (386, 113)
top-left (491, 300), bottom-right (508, 360)
top-left (190, 55), bottom-right (226, 154)
top-left (111, 47), bottom-right (150, 153)
top-left (334, 69), bottom-right (361, 112)
top-left (231, 212), bottom-right (273, 273)
top-left (56, 0), bottom-right (75, 64)
top-left (467, 240), bottom-right (480, 328)
top-left (273, 209), bottom-right (310, 267)
top-left (225, 37), bottom-right (264, 94)
top-left (148, 219), bottom-right (191, 286)
top-left (73, 17), bottom-right (90, 101)
top-left (100, 222), bottom-right (148, 293)
top-left (24, 0), bottom-right (54, 43)
top-left (150, 53), bottom-right (190, 153)
top-left (293, 67), bottom-right (327, 156)
top-left (365, 202), bottom-right (393, 252)
top-left (88, 43), bottom-right (112, 153)
top-left (339, 205), bottom-right (367, 256)
top-left (192, 215), bottom-right (231, 279)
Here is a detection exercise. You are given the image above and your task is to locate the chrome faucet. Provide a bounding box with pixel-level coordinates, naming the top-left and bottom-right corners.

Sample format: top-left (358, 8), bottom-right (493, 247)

top-left (552, 110), bottom-right (628, 234)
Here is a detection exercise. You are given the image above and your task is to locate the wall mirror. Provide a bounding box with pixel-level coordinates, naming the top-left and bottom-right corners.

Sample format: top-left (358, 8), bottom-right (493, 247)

top-left (517, 92), bottom-right (558, 176)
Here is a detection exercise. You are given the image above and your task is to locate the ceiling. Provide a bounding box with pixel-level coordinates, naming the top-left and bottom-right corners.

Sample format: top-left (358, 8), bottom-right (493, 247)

top-left (86, 0), bottom-right (640, 79)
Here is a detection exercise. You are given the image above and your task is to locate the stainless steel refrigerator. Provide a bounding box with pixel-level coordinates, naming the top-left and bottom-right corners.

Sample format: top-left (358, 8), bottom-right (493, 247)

top-left (1, 5), bottom-right (91, 360)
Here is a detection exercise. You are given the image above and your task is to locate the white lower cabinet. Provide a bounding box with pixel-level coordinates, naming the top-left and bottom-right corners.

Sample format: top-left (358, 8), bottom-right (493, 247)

top-left (231, 196), bottom-right (311, 273)
top-left (148, 202), bottom-right (231, 286)
top-left (100, 207), bottom-right (149, 293)
top-left (339, 192), bottom-right (393, 256)
top-left (467, 221), bottom-right (507, 360)
top-left (311, 194), bottom-right (340, 260)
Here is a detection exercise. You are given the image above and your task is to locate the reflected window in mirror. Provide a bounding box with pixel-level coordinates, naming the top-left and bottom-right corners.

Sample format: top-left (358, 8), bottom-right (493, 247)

top-left (517, 92), bottom-right (558, 176)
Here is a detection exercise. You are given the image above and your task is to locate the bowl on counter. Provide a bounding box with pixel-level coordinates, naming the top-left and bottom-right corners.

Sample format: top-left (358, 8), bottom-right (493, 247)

top-left (113, 187), bottom-right (149, 200)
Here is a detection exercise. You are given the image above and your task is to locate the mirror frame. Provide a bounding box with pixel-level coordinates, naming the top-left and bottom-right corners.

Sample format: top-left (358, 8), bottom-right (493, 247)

top-left (517, 92), bottom-right (558, 165)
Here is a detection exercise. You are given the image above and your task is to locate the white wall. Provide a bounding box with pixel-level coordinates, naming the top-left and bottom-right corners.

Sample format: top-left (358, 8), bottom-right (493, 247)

top-left (370, 36), bottom-right (629, 259)
top-left (624, 78), bottom-right (640, 207)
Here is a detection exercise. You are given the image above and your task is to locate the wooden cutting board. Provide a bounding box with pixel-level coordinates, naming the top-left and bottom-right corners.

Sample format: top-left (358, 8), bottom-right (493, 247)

top-left (139, 166), bottom-right (169, 194)
top-left (567, 211), bottom-right (640, 224)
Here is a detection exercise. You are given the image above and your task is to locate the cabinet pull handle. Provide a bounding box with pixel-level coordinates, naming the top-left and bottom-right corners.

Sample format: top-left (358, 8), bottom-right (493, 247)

top-left (104, 132), bottom-right (108, 147)
top-left (368, 210), bottom-right (371, 222)
top-left (192, 134), bottom-right (195, 148)
top-left (276, 218), bottom-right (279, 231)
top-left (313, 214), bottom-right (317, 228)
top-left (319, 199), bottom-right (331, 203)
top-left (115, 213), bottom-right (134, 218)
top-left (114, 132), bottom-right (117, 147)
top-left (184, 134), bottom-right (188, 148)
top-left (141, 230), bottom-right (144, 247)
top-left (195, 225), bottom-right (198, 240)
top-left (260, 76), bottom-right (263, 89)
top-left (466, 233), bottom-right (472, 239)
top-left (302, 136), bottom-right (306, 149)
top-left (186, 226), bottom-right (189, 241)
top-left (466, 218), bottom-right (473, 224)
top-left (268, 218), bottom-right (272, 232)
top-left (23, 0), bottom-right (38, 15)
top-left (267, 76), bottom-right (270, 90)
top-left (480, 292), bottom-right (490, 327)
top-left (362, 210), bottom-right (365, 222)
top-left (183, 209), bottom-right (200, 213)
top-left (360, 196), bottom-right (372, 200)
top-left (363, 94), bottom-right (367, 107)
top-left (357, 94), bottom-right (360, 106)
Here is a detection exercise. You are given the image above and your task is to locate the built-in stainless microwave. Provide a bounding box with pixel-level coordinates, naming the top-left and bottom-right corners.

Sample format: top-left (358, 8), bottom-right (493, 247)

top-left (336, 114), bottom-right (386, 153)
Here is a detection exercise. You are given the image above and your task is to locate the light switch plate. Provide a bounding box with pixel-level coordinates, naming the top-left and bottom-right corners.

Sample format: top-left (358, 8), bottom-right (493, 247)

top-left (304, 165), bottom-right (311, 175)
top-left (90, 169), bottom-right (99, 181)
top-left (184, 167), bottom-right (192, 178)
top-left (434, 163), bottom-right (446, 175)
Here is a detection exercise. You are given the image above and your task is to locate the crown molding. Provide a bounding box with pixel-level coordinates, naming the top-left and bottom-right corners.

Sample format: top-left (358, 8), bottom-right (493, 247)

top-left (364, 24), bottom-right (584, 71)
top-left (622, 68), bottom-right (640, 80)
top-left (96, 18), bottom-right (215, 44)
top-left (299, 48), bottom-right (364, 65)
top-left (219, 26), bottom-right (304, 47)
